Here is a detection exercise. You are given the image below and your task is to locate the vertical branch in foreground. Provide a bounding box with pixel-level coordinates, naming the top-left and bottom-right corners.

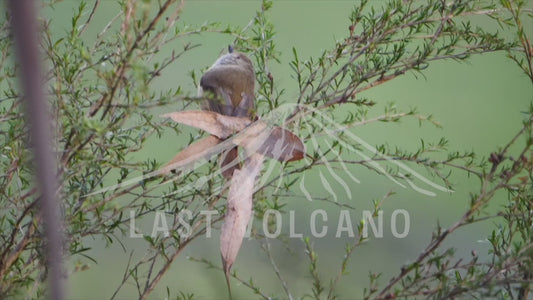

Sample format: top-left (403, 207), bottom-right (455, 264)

top-left (7, 0), bottom-right (64, 299)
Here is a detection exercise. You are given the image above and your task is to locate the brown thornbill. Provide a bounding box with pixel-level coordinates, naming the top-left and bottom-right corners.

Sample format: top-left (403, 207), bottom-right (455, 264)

top-left (200, 47), bottom-right (255, 299)
top-left (160, 48), bottom-right (305, 300)
top-left (199, 46), bottom-right (256, 178)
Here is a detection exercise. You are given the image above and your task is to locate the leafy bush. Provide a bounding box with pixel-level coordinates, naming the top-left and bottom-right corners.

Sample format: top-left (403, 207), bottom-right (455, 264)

top-left (0, 0), bottom-right (531, 299)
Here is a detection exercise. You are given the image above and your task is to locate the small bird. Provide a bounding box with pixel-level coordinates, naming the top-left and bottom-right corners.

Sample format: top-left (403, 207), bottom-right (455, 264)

top-left (199, 47), bottom-right (256, 299)
top-left (161, 48), bottom-right (303, 300)
top-left (199, 47), bottom-right (255, 178)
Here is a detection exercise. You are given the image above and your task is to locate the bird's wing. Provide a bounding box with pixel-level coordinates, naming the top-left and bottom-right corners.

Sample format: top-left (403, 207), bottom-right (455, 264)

top-left (200, 66), bottom-right (238, 116)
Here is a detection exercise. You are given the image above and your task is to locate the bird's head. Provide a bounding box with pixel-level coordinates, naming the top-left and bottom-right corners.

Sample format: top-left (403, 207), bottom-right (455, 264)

top-left (212, 51), bottom-right (254, 74)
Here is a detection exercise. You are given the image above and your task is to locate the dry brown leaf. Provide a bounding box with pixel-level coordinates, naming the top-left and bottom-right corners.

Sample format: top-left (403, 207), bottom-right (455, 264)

top-left (220, 152), bottom-right (265, 293)
top-left (162, 111), bottom-right (305, 163)
top-left (256, 126), bottom-right (305, 162)
top-left (220, 147), bottom-right (240, 178)
top-left (160, 110), bottom-right (305, 297)
top-left (232, 122), bottom-right (305, 162)
top-left (158, 135), bottom-right (222, 175)
top-left (161, 111), bottom-right (251, 139)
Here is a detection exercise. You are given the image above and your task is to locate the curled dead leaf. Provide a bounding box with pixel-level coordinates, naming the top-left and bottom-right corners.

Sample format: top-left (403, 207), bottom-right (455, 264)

top-left (232, 122), bottom-right (305, 162)
top-left (256, 126), bottom-right (305, 162)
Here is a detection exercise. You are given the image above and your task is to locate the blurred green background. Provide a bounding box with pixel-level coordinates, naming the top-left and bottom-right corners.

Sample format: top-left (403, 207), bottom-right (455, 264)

top-left (38, 1), bottom-right (532, 299)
